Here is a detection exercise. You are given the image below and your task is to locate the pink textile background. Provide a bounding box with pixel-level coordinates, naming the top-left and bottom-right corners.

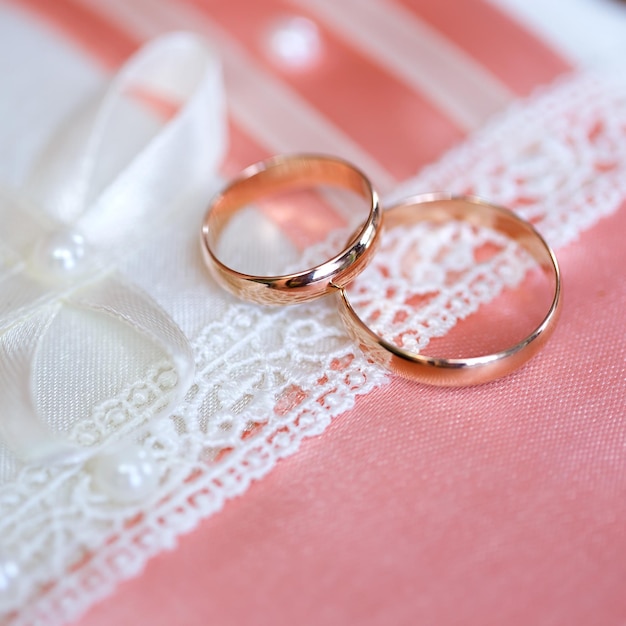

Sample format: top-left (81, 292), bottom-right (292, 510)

top-left (3, 0), bottom-right (625, 624)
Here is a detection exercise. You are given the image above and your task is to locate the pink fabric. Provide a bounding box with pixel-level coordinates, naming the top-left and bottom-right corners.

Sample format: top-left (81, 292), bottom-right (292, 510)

top-left (7, 0), bottom-right (624, 624)
top-left (183, 0), bottom-right (465, 179)
top-left (397, 0), bottom-right (571, 95)
top-left (79, 202), bottom-right (626, 625)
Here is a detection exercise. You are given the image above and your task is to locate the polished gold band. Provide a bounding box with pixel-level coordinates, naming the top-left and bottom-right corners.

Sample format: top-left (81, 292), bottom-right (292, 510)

top-left (336, 194), bottom-right (562, 386)
top-left (201, 154), bottom-right (382, 305)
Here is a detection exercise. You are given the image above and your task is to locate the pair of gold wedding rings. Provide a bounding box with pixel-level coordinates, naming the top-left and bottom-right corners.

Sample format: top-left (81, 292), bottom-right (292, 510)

top-left (201, 154), bottom-right (561, 386)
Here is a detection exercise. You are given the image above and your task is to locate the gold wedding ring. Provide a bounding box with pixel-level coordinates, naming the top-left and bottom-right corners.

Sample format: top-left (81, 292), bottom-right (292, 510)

top-left (336, 194), bottom-right (562, 386)
top-left (201, 154), bottom-right (382, 305)
top-left (202, 156), bottom-right (562, 386)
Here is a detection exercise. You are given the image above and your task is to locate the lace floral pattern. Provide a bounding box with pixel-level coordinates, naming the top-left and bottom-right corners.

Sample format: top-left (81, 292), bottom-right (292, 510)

top-left (2, 72), bottom-right (626, 625)
top-left (345, 222), bottom-right (537, 354)
top-left (1, 300), bottom-right (388, 624)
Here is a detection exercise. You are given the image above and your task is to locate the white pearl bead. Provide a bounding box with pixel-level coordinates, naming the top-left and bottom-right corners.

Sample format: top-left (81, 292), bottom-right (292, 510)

top-left (265, 16), bottom-right (322, 68)
top-left (90, 445), bottom-right (160, 504)
top-left (31, 229), bottom-right (90, 281)
top-left (0, 553), bottom-right (20, 610)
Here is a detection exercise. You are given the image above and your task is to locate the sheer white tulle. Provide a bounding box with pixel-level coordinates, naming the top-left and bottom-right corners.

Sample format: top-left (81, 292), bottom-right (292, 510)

top-left (1, 27), bottom-right (626, 626)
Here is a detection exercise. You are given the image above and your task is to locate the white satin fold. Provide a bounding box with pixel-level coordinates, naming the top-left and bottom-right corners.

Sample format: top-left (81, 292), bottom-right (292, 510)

top-left (0, 32), bottom-right (227, 463)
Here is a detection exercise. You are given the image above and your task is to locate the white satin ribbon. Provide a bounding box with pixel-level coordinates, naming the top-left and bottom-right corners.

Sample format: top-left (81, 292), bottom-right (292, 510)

top-left (0, 32), bottom-right (227, 464)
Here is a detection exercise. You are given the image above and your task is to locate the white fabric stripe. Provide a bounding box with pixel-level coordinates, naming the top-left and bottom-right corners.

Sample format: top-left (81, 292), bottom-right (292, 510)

top-left (289, 0), bottom-right (514, 131)
top-left (492, 0), bottom-right (626, 69)
top-left (76, 0), bottom-right (397, 196)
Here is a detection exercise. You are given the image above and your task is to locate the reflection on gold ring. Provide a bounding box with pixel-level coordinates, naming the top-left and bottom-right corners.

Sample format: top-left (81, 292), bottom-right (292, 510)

top-left (201, 153), bottom-right (382, 306)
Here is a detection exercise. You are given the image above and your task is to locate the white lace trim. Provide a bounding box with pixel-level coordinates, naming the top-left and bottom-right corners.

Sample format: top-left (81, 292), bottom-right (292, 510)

top-left (345, 223), bottom-right (537, 354)
top-left (391, 71), bottom-right (626, 249)
top-left (2, 71), bottom-right (626, 625)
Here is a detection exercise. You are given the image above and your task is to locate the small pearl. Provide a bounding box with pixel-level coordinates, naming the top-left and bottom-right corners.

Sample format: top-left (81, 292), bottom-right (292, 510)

top-left (31, 229), bottom-right (90, 281)
top-left (265, 16), bottom-right (322, 69)
top-left (0, 553), bottom-right (19, 610)
top-left (90, 445), bottom-right (160, 504)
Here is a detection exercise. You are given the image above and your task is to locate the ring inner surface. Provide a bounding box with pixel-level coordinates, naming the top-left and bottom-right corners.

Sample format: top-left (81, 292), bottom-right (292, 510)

top-left (343, 196), bottom-right (558, 363)
top-left (206, 158), bottom-right (373, 255)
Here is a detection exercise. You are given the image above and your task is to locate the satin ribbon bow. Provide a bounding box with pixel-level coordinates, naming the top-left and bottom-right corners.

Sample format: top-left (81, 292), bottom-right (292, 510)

top-left (0, 32), bottom-right (226, 464)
